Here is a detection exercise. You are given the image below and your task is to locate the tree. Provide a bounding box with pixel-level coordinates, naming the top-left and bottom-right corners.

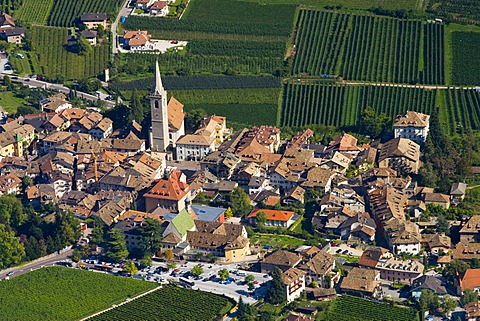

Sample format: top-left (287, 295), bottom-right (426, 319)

top-left (0, 195), bottom-right (26, 229)
top-left (137, 218), bottom-right (162, 257)
top-left (90, 217), bottom-right (105, 248)
top-left (471, 258), bottom-right (480, 269)
top-left (166, 261), bottom-right (177, 270)
top-left (358, 106), bottom-right (390, 138)
top-left (237, 297), bottom-right (256, 321)
top-left (191, 265), bottom-right (204, 277)
top-left (128, 89), bottom-right (144, 124)
top-left (256, 211), bottom-right (268, 226)
top-left (462, 289), bottom-right (478, 305)
top-left (71, 249), bottom-right (81, 263)
top-left (441, 296), bottom-right (457, 315)
top-left (245, 275), bottom-right (255, 284)
top-left (436, 215), bottom-right (450, 234)
top-left (139, 256), bottom-right (152, 268)
top-left (3, 74), bottom-right (12, 90)
top-left (74, 36), bottom-right (92, 55)
top-left (185, 108), bottom-right (206, 132)
top-left (230, 187), bottom-right (252, 216)
top-left (247, 282), bottom-right (255, 292)
top-left (164, 249), bottom-right (174, 261)
top-left (105, 229), bottom-right (128, 262)
top-left (218, 268), bottom-right (229, 281)
top-left (123, 260), bottom-right (138, 275)
top-left (443, 259), bottom-right (470, 283)
top-left (97, 24), bottom-right (105, 37)
top-left (0, 224), bottom-right (25, 269)
top-left (265, 268), bottom-right (286, 304)
top-left (419, 289), bottom-right (440, 314)
top-left (224, 207), bottom-right (233, 219)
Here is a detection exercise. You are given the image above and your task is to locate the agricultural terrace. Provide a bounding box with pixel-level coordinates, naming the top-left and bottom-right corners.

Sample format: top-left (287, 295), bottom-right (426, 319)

top-left (450, 32), bottom-right (480, 85)
top-left (280, 83), bottom-right (437, 128)
top-left (0, 267), bottom-right (157, 321)
top-left (243, 0), bottom-right (421, 11)
top-left (29, 27), bottom-right (110, 80)
top-left (13, 0), bottom-right (54, 25)
top-left (48, 0), bottom-right (123, 27)
top-left (171, 88), bottom-right (280, 128)
top-left (322, 295), bottom-right (419, 321)
top-left (292, 10), bottom-right (445, 84)
top-left (87, 286), bottom-right (234, 321)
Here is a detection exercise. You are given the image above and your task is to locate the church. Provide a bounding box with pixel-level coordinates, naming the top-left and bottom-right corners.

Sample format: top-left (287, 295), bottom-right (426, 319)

top-left (149, 61), bottom-right (185, 153)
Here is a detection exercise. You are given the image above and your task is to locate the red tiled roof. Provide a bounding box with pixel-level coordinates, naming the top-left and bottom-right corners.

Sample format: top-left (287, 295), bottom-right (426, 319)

top-left (460, 269), bottom-right (480, 291)
top-left (144, 170), bottom-right (189, 201)
top-left (247, 209), bottom-right (294, 222)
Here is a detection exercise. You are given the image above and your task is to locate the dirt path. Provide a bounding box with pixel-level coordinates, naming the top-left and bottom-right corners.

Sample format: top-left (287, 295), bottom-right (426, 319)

top-left (78, 286), bottom-right (162, 321)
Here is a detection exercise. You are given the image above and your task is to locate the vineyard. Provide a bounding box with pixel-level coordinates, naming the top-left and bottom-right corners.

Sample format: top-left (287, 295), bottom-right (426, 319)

top-left (421, 23), bottom-right (445, 85)
top-left (187, 40), bottom-right (286, 58)
top-left (450, 31), bottom-right (480, 85)
top-left (427, 0), bottom-right (480, 24)
top-left (47, 0), bottom-right (122, 26)
top-left (13, 0), bottom-right (53, 24)
top-left (0, 267), bottom-right (156, 321)
top-left (29, 27), bottom-right (110, 80)
top-left (444, 89), bottom-right (480, 133)
top-left (280, 83), bottom-right (437, 128)
top-left (292, 10), bottom-right (446, 85)
top-left (244, 0), bottom-right (420, 11)
top-left (323, 295), bottom-right (419, 321)
top-left (87, 286), bottom-right (234, 321)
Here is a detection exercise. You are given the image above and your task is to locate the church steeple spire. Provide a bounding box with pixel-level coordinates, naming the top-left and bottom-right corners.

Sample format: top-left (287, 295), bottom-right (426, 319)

top-left (154, 59), bottom-right (164, 96)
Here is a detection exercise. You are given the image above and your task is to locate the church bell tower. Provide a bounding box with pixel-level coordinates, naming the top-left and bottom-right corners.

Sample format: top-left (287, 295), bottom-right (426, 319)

top-left (150, 60), bottom-right (169, 152)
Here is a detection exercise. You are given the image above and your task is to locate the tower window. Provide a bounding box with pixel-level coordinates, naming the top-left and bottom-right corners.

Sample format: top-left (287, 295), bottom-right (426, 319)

top-left (154, 101), bottom-right (159, 109)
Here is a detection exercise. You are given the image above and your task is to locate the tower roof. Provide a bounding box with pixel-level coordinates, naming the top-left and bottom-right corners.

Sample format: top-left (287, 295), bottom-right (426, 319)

top-left (153, 60), bottom-right (164, 96)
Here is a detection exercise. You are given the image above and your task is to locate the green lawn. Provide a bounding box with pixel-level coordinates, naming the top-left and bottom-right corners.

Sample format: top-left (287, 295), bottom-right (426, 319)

top-left (251, 233), bottom-right (305, 250)
top-left (0, 91), bottom-right (27, 114)
top-left (0, 267), bottom-right (157, 321)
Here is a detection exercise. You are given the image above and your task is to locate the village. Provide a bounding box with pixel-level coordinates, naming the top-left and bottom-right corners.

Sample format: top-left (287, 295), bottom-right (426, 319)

top-left (0, 59), bottom-right (478, 321)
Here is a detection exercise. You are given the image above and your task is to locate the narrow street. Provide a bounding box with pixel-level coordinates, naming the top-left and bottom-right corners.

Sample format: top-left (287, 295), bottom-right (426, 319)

top-left (112, 0), bottom-right (133, 58)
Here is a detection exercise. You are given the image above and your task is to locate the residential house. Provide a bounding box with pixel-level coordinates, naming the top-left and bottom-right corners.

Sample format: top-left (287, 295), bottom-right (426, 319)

top-left (0, 173), bottom-right (21, 195)
top-left (298, 251), bottom-right (336, 287)
top-left (122, 30), bottom-right (153, 51)
top-left (108, 131), bottom-right (146, 155)
top-left (0, 124), bottom-right (35, 157)
top-left (340, 267), bottom-right (381, 298)
top-left (283, 186), bottom-right (305, 206)
top-left (162, 208), bottom-right (195, 244)
top-left (301, 167), bottom-right (336, 194)
top-left (421, 233), bottom-right (451, 255)
top-left (285, 314), bottom-right (315, 321)
top-left (393, 111), bottom-right (430, 145)
top-left (165, 97), bottom-right (185, 147)
top-left (247, 176), bottom-right (271, 195)
top-left (150, 1), bottom-right (169, 16)
top-left (411, 276), bottom-right (447, 300)
top-left (320, 151), bottom-right (351, 174)
top-left (189, 204), bottom-right (226, 222)
top-left (459, 269), bottom-right (480, 295)
top-left (247, 209), bottom-right (299, 228)
top-left (375, 256), bottom-right (424, 284)
top-left (460, 216), bottom-right (480, 243)
top-left (195, 115), bottom-right (230, 147)
top-left (39, 93), bottom-right (71, 113)
top-left (424, 192), bottom-right (451, 209)
top-left (144, 169), bottom-right (193, 213)
top-left (175, 134), bottom-right (215, 161)
top-left (338, 213), bottom-right (376, 243)
top-left (0, 12), bottom-right (15, 29)
top-left (261, 250), bottom-right (302, 273)
top-left (80, 13), bottom-right (107, 29)
top-left (186, 220), bottom-right (250, 262)
top-left (282, 268), bottom-right (306, 302)
top-left (377, 138), bottom-right (420, 174)
top-left (450, 182), bottom-right (467, 202)
top-left (465, 301), bottom-right (480, 321)
top-left (327, 133), bottom-right (362, 156)
top-left (452, 242), bottom-right (480, 263)
top-left (136, 0), bottom-right (154, 9)
top-left (287, 129), bottom-right (314, 149)
top-left (81, 30), bottom-right (97, 45)
top-left (1, 27), bottom-right (24, 44)
top-left (89, 118), bottom-right (113, 139)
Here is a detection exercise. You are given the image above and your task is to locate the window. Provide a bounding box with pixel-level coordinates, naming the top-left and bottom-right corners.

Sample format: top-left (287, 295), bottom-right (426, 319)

top-left (154, 101), bottom-right (159, 109)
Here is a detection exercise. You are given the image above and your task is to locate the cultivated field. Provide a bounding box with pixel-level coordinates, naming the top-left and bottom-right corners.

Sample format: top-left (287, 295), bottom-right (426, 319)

top-left (30, 27), bottom-right (110, 80)
top-left (48, 0), bottom-right (123, 27)
top-left (280, 83), bottom-right (437, 128)
top-left (13, 0), bottom-right (54, 25)
top-left (427, 0), bottom-right (480, 24)
top-left (450, 31), bottom-right (480, 85)
top-left (244, 0), bottom-right (421, 11)
top-left (292, 10), bottom-right (446, 84)
top-left (323, 295), bottom-right (419, 321)
top-left (0, 267), bottom-right (156, 321)
top-left (87, 285), bottom-right (234, 321)
top-left (444, 88), bottom-right (480, 133)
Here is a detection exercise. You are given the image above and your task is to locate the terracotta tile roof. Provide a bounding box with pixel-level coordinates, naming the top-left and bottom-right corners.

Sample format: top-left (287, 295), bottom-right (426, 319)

top-left (460, 269), bottom-right (480, 292)
top-left (262, 250), bottom-right (301, 267)
top-left (144, 169), bottom-right (189, 201)
top-left (453, 242), bottom-right (480, 261)
top-left (167, 97), bottom-right (184, 131)
top-left (282, 267), bottom-right (306, 284)
top-left (298, 251), bottom-right (335, 275)
top-left (393, 111), bottom-right (430, 128)
top-left (263, 195), bottom-right (281, 206)
top-left (26, 185), bottom-right (40, 199)
top-left (248, 209), bottom-right (295, 222)
top-left (47, 114), bottom-right (64, 128)
top-left (378, 137), bottom-right (420, 163)
top-left (60, 108), bottom-right (85, 120)
top-left (460, 215), bottom-right (480, 234)
top-left (329, 133), bottom-right (361, 151)
top-left (151, 1), bottom-right (168, 9)
top-left (176, 134), bottom-right (214, 146)
top-left (340, 267), bottom-right (379, 293)
top-left (358, 247), bottom-right (390, 268)
top-left (0, 12), bottom-right (15, 27)
top-left (424, 192), bottom-right (450, 204)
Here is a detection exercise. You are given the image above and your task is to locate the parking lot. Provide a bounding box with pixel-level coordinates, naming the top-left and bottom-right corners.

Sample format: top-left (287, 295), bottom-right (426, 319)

top-left (328, 243), bottom-right (364, 257)
top-left (81, 259), bottom-right (270, 304)
top-left (0, 53), bottom-right (12, 75)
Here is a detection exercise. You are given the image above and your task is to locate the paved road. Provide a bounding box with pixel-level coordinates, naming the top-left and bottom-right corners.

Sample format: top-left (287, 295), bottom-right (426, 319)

top-left (0, 74), bottom-right (116, 109)
top-left (0, 249), bottom-right (74, 280)
top-left (112, 0), bottom-right (133, 57)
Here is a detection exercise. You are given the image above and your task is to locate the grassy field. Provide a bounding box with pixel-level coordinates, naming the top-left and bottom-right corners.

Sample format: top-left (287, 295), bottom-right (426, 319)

top-left (321, 295), bottom-right (419, 321)
top-left (251, 233), bottom-right (306, 250)
top-left (450, 31), bottom-right (480, 85)
top-left (171, 88), bottom-right (280, 127)
top-left (13, 0), bottom-right (54, 24)
top-left (0, 91), bottom-right (27, 114)
top-left (87, 286), bottom-right (234, 321)
top-left (29, 26), bottom-right (110, 80)
top-left (0, 267), bottom-right (157, 321)
top-left (244, 0), bottom-right (422, 11)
